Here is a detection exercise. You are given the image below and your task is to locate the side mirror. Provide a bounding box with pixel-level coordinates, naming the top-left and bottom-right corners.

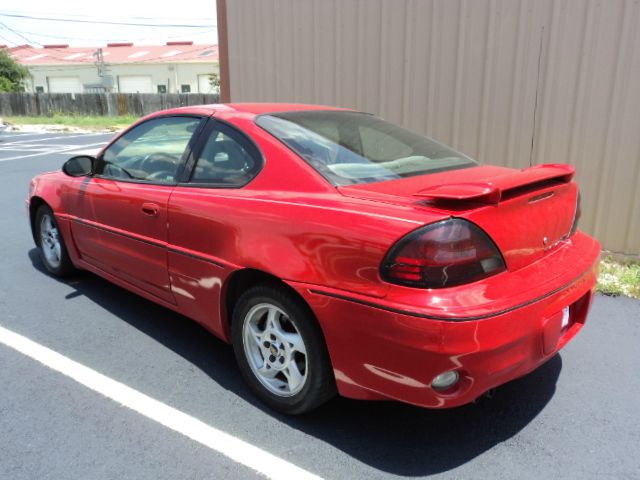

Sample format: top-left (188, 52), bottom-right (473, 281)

top-left (62, 155), bottom-right (96, 177)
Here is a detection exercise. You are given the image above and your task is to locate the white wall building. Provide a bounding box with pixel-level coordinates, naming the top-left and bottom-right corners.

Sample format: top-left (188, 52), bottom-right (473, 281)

top-left (10, 42), bottom-right (219, 94)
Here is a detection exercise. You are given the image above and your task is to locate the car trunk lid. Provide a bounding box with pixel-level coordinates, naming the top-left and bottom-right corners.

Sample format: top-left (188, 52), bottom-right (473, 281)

top-left (339, 164), bottom-right (579, 271)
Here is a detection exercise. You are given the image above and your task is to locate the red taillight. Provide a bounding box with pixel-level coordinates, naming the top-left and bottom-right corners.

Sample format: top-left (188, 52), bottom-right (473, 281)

top-left (570, 191), bottom-right (582, 236)
top-left (380, 219), bottom-right (506, 289)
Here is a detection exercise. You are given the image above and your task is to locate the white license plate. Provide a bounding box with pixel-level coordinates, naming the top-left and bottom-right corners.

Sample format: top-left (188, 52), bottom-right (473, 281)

top-left (560, 306), bottom-right (571, 329)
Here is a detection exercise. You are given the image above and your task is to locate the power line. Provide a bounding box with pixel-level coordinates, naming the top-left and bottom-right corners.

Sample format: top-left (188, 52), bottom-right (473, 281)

top-left (1, 9), bottom-right (217, 24)
top-left (0, 32), bottom-right (16, 46)
top-left (7, 27), bottom-right (218, 43)
top-left (0, 13), bottom-right (214, 28)
top-left (0, 22), bottom-right (41, 46)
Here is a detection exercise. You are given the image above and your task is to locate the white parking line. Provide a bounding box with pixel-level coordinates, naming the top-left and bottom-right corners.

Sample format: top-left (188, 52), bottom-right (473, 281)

top-left (63, 148), bottom-right (105, 156)
top-left (0, 144), bottom-right (105, 152)
top-left (0, 325), bottom-right (322, 480)
top-left (4, 133), bottom-right (110, 145)
top-left (0, 132), bottom-right (49, 138)
top-left (0, 148), bottom-right (51, 153)
top-left (0, 142), bottom-right (108, 162)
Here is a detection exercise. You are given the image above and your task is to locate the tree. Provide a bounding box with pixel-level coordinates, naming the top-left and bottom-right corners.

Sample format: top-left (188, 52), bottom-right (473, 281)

top-left (0, 76), bottom-right (14, 92)
top-left (0, 49), bottom-right (29, 92)
top-left (208, 72), bottom-right (221, 93)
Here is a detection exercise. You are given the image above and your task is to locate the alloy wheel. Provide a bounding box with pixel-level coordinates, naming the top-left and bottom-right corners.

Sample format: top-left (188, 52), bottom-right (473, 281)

top-left (242, 302), bottom-right (308, 397)
top-left (39, 214), bottom-right (62, 269)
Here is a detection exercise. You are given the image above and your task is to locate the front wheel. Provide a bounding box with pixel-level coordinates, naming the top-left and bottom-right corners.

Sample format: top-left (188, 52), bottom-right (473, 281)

top-left (231, 284), bottom-right (336, 414)
top-left (35, 205), bottom-right (76, 276)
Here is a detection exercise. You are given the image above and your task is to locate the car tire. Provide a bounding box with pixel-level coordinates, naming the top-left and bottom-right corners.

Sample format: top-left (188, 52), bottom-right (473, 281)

top-left (231, 284), bottom-right (336, 415)
top-left (35, 204), bottom-right (76, 276)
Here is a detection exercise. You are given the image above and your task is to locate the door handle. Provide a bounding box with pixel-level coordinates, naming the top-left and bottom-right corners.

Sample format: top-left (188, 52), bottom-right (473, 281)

top-left (141, 202), bottom-right (160, 216)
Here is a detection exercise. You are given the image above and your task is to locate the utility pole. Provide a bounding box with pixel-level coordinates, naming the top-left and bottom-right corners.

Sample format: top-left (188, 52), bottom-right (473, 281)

top-left (94, 48), bottom-right (105, 76)
top-left (93, 48), bottom-right (114, 92)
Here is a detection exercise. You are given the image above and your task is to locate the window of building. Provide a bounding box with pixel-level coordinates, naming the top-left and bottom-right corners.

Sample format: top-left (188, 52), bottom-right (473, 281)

top-left (157, 85), bottom-right (167, 93)
top-left (181, 84), bottom-right (191, 93)
top-left (35, 86), bottom-right (45, 93)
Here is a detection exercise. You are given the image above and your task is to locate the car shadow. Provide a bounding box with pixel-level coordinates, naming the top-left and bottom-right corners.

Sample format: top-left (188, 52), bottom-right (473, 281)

top-left (28, 248), bottom-right (562, 476)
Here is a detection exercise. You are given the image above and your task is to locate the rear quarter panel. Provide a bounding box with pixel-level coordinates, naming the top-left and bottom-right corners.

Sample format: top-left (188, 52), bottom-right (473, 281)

top-left (167, 189), bottom-right (430, 297)
top-left (166, 117), bottom-right (448, 338)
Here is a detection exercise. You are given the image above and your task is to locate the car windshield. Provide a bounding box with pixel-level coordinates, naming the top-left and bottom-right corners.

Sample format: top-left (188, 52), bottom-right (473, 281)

top-left (256, 110), bottom-right (477, 185)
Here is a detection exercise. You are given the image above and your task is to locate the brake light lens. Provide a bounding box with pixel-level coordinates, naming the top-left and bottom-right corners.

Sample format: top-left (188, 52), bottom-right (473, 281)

top-left (380, 219), bottom-right (506, 288)
top-left (570, 191), bottom-right (582, 236)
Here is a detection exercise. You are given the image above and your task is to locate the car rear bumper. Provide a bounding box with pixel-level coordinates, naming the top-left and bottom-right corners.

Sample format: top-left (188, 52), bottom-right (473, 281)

top-left (289, 231), bottom-right (600, 408)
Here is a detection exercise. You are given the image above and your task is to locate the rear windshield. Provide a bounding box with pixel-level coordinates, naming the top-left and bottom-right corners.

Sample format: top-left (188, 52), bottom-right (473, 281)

top-left (256, 111), bottom-right (477, 185)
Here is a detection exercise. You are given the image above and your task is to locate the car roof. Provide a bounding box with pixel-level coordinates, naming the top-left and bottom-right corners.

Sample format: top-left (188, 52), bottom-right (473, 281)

top-left (220, 103), bottom-right (351, 115)
top-left (147, 103), bottom-right (352, 119)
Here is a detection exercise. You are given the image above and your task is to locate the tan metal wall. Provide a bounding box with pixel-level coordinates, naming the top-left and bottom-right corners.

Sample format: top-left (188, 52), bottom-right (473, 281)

top-left (224, 0), bottom-right (640, 256)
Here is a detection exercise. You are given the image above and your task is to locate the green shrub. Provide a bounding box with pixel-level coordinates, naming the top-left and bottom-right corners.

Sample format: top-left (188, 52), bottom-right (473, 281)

top-left (597, 257), bottom-right (640, 299)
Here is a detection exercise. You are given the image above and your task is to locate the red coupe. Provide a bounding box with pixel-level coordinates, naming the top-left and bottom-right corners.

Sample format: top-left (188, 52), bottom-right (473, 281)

top-left (28, 104), bottom-right (600, 414)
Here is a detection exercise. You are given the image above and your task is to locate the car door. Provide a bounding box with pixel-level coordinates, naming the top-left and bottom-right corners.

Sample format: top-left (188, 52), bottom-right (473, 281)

top-left (69, 115), bottom-right (205, 303)
top-left (166, 120), bottom-right (263, 334)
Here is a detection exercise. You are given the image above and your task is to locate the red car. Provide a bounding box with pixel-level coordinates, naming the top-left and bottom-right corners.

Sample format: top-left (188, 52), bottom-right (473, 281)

top-left (28, 104), bottom-right (600, 414)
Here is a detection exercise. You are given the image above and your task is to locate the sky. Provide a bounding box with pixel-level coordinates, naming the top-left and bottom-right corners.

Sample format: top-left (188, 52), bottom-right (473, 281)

top-left (0, 1), bottom-right (218, 47)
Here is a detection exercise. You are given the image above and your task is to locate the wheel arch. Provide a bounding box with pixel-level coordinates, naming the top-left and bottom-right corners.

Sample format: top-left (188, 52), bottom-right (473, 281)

top-left (224, 268), bottom-right (307, 326)
top-left (222, 268), bottom-right (330, 349)
top-left (29, 196), bottom-right (49, 244)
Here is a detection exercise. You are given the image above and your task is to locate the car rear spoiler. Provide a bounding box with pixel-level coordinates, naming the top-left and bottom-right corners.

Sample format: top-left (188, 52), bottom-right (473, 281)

top-left (413, 164), bottom-right (575, 205)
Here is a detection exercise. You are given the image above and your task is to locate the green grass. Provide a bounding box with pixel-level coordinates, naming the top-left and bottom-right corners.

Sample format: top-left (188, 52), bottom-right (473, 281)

top-left (597, 257), bottom-right (640, 299)
top-left (5, 115), bottom-right (138, 130)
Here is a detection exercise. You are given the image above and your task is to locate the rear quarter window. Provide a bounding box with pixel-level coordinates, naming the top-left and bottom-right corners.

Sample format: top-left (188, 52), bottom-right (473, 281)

top-left (188, 122), bottom-right (262, 187)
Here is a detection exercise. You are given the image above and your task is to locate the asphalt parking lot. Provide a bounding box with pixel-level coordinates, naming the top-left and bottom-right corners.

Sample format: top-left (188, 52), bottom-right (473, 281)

top-left (1, 131), bottom-right (639, 480)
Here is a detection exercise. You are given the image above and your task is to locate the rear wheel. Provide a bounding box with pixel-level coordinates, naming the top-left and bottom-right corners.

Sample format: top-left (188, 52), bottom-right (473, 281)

top-left (231, 284), bottom-right (336, 414)
top-left (35, 205), bottom-right (76, 276)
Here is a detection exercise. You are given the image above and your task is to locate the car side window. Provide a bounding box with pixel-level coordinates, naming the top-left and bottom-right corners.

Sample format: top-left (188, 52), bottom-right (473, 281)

top-left (98, 116), bottom-right (202, 184)
top-left (190, 123), bottom-right (261, 186)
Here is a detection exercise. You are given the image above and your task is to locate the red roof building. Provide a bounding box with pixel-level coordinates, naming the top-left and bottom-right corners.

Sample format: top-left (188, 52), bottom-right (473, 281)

top-left (8, 42), bottom-right (219, 94)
